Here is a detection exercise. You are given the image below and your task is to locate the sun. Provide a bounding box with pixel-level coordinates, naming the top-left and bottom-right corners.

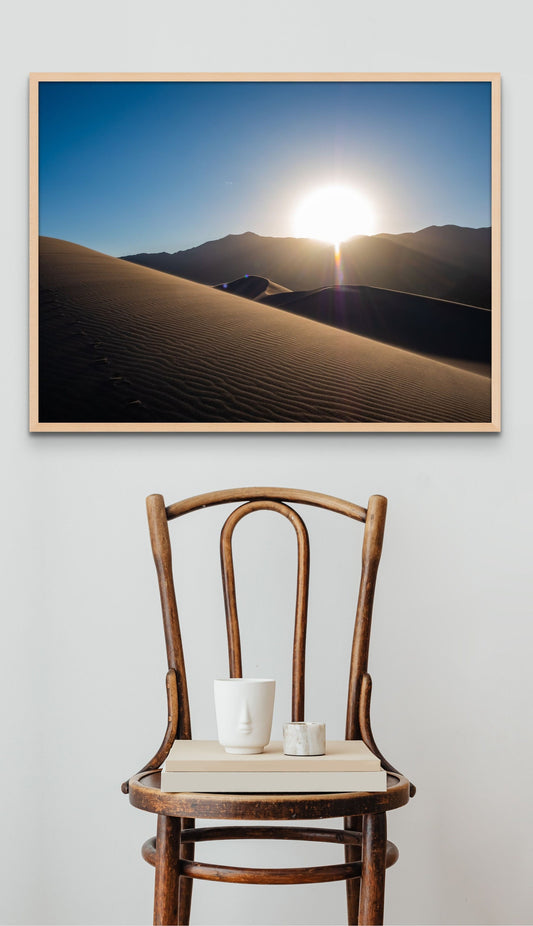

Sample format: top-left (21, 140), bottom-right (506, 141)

top-left (293, 185), bottom-right (375, 247)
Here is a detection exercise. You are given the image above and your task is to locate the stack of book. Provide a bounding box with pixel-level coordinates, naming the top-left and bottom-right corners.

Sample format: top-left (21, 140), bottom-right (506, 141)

top-left (161, 740), bottom-right (386, 792)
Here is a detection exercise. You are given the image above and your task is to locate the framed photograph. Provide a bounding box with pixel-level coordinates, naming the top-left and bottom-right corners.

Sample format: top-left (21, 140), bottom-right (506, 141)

top-left (29, 73), bottom-right (500, 432)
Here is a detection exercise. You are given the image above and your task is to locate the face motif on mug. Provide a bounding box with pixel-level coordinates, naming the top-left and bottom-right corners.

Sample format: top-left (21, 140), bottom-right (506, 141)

top-left (237, 699), bottom-right (253, 735)
top-left (214, 678), bottom-right (276, 754)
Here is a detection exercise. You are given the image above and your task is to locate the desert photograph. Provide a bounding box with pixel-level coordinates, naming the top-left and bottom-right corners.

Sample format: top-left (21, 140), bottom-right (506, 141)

top-left (32, 76), bottom-right (498, 430)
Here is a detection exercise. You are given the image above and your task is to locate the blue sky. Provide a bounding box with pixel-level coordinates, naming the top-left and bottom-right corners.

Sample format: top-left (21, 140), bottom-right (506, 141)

top-left (39, 80), bottom-right (492, 256)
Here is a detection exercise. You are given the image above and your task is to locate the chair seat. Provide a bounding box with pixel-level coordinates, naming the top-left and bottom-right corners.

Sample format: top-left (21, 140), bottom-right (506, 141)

top-left (128, 769), bottom-right (410, 820)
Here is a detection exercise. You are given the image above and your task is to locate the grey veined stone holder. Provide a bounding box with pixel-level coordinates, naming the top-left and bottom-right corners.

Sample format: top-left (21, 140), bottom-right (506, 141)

top-left (283, 721), bottom-right (326, 756)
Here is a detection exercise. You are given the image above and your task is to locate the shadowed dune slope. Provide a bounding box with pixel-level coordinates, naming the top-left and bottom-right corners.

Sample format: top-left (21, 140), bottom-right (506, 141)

top-left (39, 237), bottom-right (491, 424)
top-left (256, 283), bottom-right (491, 372)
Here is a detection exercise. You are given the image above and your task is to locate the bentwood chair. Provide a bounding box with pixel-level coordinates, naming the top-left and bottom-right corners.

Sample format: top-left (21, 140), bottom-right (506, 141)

top-left (123, 488), bottom-right (415, 926)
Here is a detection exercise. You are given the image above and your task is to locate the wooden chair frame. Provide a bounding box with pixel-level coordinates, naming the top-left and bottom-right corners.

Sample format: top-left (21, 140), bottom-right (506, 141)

top-left (124, 487), bottom-right (414, 926)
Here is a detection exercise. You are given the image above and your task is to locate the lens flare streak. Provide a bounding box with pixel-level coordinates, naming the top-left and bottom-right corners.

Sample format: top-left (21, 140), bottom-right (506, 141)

top-left (335, 242), bottom-right (343, 284)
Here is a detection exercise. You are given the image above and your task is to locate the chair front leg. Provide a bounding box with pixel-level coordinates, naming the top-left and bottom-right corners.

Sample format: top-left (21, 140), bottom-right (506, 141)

top-left (359, 813), bottom-right (387, 926)
top-left (154, 815), bottom-right (182, 926)
top-left (178, 818), bottom-right (195, 926)
top-left (344, 814), bottom-right (362, 925)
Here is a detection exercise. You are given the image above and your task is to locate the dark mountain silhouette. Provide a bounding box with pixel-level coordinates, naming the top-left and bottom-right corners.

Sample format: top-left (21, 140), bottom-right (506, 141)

top-left (122, 225), bottom-right (491, 308)
top-left (375, 225), bottom-right (491, 307)
top-left (378, 224), bottom-right (490, 272)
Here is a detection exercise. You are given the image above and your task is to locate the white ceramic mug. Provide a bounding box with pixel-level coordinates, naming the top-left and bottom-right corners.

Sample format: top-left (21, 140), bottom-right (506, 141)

top-left (214, 678), bottom-right (276, 754)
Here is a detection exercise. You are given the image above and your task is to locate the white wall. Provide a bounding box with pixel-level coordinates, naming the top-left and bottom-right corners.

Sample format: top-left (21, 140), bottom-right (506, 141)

top-left (2, 2), bottom-right (532, 924)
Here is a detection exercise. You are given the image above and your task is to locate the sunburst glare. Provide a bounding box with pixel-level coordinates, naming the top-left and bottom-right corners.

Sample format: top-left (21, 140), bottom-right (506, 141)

top-left (293, 185), bottom-right (375, 248)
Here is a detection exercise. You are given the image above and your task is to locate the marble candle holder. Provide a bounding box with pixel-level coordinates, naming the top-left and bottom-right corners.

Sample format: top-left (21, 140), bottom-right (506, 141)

top-left (283, 721), bottom-right (326, 756)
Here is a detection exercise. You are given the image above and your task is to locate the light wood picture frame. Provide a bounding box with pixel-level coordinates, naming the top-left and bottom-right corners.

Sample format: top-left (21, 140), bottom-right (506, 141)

top-left (29, 73), bottom-right (500, 432)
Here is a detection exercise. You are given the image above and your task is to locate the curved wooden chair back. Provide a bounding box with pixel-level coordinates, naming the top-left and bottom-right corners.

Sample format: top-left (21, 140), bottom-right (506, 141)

top-left (146, 487), bottom-right (387, 747)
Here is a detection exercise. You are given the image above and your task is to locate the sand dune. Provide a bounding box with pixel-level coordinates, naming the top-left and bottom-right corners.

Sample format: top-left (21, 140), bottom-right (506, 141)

top-left (214, 275), bottom-right (291, 300)
top-left (255, 283), bottom-right (490, 374)
top-left (218, 277), bottom-right (490, 372)
top-left (39, 237), bottom-right (491, 425)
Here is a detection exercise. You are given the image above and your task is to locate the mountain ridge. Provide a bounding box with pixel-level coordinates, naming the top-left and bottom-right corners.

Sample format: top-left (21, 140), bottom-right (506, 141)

top-left (122, 225), bottom-right (491, 308)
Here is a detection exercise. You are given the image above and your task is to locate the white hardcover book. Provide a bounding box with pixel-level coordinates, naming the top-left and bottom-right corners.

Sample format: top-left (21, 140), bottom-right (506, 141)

top-left (161, 740), bottom-right (386, 792)
top-left (164, 739), bottom-right (382, 772)
top-left (160, 768), bottom-right (387, 793)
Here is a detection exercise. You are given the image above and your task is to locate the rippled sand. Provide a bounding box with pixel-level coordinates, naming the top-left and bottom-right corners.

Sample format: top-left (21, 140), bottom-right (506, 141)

top-left (37, 237), bottom-right (491, 427)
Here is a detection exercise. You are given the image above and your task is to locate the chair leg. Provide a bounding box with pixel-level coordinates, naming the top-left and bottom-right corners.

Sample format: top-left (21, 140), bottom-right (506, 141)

top-left (154, 815), bottom-right (182, 926)
top-left (359, 813), bottom-right (387, 926)
top-left (178, 818), bottom-right (195, 926)
top-left (344, 814), bottom-right (362, 925)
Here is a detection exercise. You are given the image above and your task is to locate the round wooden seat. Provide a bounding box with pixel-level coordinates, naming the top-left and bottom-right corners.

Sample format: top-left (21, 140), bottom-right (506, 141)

top-left (130, 770), bottom-right (407, 895)
top-left (128, 769), bottom-right (410, 820)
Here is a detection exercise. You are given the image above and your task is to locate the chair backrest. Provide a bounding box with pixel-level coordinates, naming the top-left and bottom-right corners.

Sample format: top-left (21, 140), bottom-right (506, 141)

top-left (146, 488), bottom-right (387, 743)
